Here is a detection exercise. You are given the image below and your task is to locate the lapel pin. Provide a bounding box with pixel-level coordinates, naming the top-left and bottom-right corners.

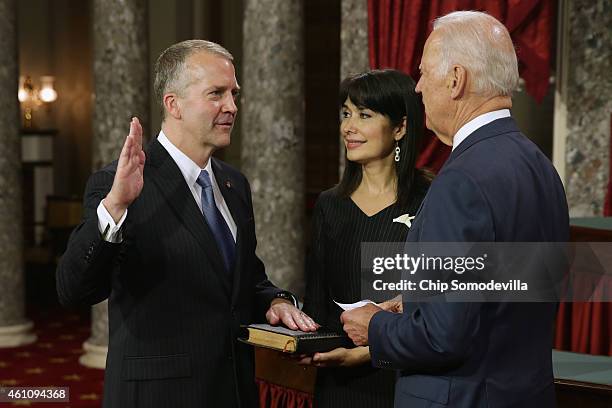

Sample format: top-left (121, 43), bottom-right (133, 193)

top-left (225, 180), bottom-right (232, 188)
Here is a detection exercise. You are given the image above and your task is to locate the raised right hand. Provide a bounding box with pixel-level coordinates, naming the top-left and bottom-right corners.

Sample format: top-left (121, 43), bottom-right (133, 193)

top-left (103, 117), bottom-right (146, 222)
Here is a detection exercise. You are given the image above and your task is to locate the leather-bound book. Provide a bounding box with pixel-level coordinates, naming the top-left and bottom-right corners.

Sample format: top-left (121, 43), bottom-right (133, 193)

top-left (239, 324), bottom-right (352, 354)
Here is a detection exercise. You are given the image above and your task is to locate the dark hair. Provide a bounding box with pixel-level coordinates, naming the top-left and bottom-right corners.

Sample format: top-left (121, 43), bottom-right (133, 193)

top-left (337, 69), bottom-right (424, 208)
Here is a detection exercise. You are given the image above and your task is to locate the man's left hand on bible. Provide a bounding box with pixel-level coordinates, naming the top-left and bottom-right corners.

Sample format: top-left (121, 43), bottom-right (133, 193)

top-left (266, 299), bottom-right (319, 332)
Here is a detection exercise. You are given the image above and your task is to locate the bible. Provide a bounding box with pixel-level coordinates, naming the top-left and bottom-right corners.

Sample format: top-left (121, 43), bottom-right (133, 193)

top-left (238, 323), bottom-right (352, 354)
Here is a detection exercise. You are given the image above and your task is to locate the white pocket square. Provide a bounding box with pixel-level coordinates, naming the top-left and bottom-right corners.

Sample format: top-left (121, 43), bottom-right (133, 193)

top-left (393, 214), bottom-right (415, 228)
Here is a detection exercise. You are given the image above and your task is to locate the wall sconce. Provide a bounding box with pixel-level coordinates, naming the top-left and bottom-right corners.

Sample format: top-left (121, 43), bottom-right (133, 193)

top-left (18, 75), bottom-right (58, 128)
top-left (39, 76), bottom-right (58, 103)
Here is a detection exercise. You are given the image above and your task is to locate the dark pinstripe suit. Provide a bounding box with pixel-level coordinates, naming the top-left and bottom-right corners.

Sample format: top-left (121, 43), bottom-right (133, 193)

top-left (57, 139), bottom-right (282, 407)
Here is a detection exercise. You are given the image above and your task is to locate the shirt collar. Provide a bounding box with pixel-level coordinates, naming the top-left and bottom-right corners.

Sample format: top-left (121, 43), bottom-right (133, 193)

top-left (452, 109), bottom-right (511, 151)
top-left (157, 130), bottom-right (215, 187)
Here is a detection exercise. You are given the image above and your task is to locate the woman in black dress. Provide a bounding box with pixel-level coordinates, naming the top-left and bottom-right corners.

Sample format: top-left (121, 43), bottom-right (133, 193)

top-left (301, 69), bottom-right (429, 407)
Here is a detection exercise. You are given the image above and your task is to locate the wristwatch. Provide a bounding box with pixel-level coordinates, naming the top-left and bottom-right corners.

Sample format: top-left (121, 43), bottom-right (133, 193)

top-left (274, 291), bottom-right (299, 308)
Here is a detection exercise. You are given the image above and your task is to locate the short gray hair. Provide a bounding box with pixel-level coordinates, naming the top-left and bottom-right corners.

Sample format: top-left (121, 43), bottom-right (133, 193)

top-left (432, 11), bottom-right (519, 97)
top-left (154, 39), bottom-right (233, 118)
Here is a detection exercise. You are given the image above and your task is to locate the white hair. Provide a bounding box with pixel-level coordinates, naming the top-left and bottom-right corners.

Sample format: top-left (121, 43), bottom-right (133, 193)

top-left (432, 11), bottom-right (519, 97)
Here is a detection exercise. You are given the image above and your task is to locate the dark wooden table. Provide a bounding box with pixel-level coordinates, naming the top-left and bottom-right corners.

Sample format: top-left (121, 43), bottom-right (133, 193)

top-left (553, 350), bottom-right (612, 407)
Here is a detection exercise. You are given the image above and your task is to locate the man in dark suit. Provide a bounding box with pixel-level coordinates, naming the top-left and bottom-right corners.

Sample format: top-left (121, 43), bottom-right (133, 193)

top-left (340, 11), bottom-right (569, 407)
top-left (57, 40), bottom-right (316, 408)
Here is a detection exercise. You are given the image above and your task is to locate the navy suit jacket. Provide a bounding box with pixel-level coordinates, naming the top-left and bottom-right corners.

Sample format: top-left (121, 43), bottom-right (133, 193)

top-left (368, 117), bottom-right (569, 407)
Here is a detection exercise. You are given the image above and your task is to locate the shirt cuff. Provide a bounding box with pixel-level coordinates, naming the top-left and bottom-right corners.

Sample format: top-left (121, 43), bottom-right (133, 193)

top-left (274, 291), bottom-right (299, 308)
top-left (97, 200), bottom-right (127, 243)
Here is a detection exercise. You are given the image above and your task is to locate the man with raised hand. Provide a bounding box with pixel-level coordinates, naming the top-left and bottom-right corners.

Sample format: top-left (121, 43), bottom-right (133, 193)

top-left (340, 11), bottom-right (568, 408)
top-left (57, 40), bottom-right (316, 408)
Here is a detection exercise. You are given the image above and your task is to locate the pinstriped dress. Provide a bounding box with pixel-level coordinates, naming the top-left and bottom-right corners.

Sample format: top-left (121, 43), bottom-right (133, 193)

top-left (303, 184), bottom-right (427, 408)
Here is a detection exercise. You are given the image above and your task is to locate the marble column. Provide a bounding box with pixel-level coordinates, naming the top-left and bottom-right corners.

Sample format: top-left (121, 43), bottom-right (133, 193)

top-left (339, 0), bottom-right (369, 176)
top-left (340, 0), bottom-right (369, 83)
top-left (81, 0), bottom-right (149, 369)
top-left (562, 0), bottom-right (612, 216)
top-left (92, 0), bottom-right (150, 170)
top-left (241, 0), bottom-right (305, 296)
top-left (0, 0), bottom-right (37, 348)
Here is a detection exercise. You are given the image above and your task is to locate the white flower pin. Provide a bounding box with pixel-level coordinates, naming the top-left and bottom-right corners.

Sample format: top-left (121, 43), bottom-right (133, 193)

top-left (393, 213), bottom-right (415, 228)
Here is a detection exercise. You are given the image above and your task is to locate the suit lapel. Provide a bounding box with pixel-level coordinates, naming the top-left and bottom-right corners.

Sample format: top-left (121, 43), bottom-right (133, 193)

top-left (146, 141), bottom-right (231, 295)
top-left (211, 159), bottom-right (249, 305)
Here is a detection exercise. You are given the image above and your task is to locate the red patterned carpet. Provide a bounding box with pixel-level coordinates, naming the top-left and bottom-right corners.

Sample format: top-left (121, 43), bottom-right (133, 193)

top-left (0, 307), bottom-right (104, 407)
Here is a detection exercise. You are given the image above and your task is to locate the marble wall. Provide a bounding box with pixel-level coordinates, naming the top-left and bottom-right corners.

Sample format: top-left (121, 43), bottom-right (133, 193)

top-left (564, 0), bottom-right (612, 216)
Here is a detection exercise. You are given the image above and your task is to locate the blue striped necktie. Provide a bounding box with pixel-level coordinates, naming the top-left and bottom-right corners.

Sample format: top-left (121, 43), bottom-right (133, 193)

top-left (196, 170), bottom-right (235, 272)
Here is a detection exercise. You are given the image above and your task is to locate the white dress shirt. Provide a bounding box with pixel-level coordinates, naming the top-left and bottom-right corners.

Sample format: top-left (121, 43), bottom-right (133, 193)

top-left (97, 130), bottom-right (237, 242)
top-left (452, 109), bottom-right (511, 151)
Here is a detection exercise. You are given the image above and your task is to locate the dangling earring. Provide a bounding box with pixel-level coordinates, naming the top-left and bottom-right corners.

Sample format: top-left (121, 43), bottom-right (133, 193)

top-left (394, 142), bottom-right (401, 162)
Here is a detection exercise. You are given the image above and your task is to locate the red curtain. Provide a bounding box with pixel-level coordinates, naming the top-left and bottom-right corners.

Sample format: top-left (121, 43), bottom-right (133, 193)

top-left (554, 114), bottom-right (612, 357)
top-left (367, 0), bottom-right (554, 172)
top-left (257, 379), bottom-right (313, 408)
top-left (555, 301), bottom-right (612, 356)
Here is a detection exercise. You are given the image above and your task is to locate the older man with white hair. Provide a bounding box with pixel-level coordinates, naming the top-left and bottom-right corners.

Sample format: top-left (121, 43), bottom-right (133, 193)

top-left (340, 11), bottom-right (569, 408)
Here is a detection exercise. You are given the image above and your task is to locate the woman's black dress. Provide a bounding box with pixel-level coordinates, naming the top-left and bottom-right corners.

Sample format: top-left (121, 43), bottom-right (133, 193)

top-left (303, 184), bottom-right (427, 408)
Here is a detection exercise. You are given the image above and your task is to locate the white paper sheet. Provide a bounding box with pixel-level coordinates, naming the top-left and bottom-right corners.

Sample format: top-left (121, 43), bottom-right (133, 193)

top-left (333, 299), bottom-right (377, 311)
